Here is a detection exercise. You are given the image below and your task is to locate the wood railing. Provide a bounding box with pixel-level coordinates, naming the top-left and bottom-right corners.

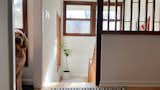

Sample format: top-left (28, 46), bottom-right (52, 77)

top-left (102, 0), bottom-right (160, 34)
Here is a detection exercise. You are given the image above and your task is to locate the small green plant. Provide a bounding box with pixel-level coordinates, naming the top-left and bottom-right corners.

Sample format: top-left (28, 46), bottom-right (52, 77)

top-left (61, 41), bottom-right (71, 72)
top-left (61, 41), bottom-right (71, 57)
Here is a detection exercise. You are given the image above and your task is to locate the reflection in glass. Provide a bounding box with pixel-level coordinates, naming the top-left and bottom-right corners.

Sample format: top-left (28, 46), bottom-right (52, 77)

top-left (13, 0), bottom-right (23, 29)
top-left (103, 6), bottom-right (121, 20)
top-left (67, 5), bottom-right (91, 19)
top-left (103, 21), bottom-right (120, 31)
top-left (66, 20), bottom-right (90, 33)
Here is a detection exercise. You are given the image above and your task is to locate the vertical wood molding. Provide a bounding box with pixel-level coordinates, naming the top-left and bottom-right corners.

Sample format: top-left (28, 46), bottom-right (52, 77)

top-left (96, 0), bottom-right (103, 86)
top-left (8, 0), bottom-right (14, 89)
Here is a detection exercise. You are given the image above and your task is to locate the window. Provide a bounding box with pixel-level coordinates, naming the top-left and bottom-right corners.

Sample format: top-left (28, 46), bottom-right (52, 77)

top-left (64, 1), bottom-right (123, 36)
top-left (14, 0), bottom-right (28, 34)
top-left (64, 1), bottom-right (96, 36)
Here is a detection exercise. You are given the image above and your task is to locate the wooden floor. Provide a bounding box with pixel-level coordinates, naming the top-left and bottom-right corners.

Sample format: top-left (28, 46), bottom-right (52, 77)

top-left (126, 87), bottom-right (160, 90)
top-left (34, 87), bottom-right (160, 90)
top-left (30, 82), bottom-right (160, 90)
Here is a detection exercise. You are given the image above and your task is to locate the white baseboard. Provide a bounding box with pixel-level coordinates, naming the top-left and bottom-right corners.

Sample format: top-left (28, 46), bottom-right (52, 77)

top-left (22, 78), bottom-right (33, 85)
top-left (100, 81), bottom-right (160, 87)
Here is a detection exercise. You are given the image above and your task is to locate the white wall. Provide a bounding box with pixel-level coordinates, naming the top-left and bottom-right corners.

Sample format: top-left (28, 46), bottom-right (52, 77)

top-left (31, 0), bottom-right (43, 88)
top-left (42, 0), bottom-right (63, 85)
top-left (63, 36), bottom-right (96, 78)
top-left (0, 0), bottom-right (10, 89)
top-left (101, 35), bottom-right (160, 86)
top-left (18, 0), bottom-right (63, 88)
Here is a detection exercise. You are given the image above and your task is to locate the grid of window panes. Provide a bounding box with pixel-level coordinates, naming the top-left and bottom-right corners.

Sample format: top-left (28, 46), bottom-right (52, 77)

top-left (65, 5), bottom-right (91, 34)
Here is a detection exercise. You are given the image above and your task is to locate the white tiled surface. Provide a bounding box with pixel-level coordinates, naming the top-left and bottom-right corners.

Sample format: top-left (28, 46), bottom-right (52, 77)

top-left (43, 82), bottom-right (95, 88)
top-left (62, 76), bottom-right (87, 82)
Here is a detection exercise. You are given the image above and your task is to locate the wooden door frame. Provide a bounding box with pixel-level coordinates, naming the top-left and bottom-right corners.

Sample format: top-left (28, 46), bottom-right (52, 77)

top-left (63, 0), bottom-right (102, 86)
top-left (8, 0), bottom-right (28, 89)
top-left (8, 0), bottom-right (14, 90)
top-left (57, 15), bottom-right (62, 72)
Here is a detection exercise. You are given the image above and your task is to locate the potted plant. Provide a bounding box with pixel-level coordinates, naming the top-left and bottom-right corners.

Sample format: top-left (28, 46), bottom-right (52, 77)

top-left (61, 42), bottom-right (71, 72)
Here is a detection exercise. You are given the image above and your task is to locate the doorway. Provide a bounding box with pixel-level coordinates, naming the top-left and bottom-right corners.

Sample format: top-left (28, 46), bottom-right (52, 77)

top-left (52, 1), bottom-right (97, 87)
top-left (12, 0), bottom-right (100, 89)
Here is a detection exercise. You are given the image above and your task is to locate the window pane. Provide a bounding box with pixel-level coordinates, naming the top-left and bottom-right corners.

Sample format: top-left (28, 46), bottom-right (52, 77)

top-left (103, 6), bottom-right (121, 20)
top-left (66, 20), bottom-right (90, 33)
top-left (103, 21), bottom-right (108, 30)
top-left (67, 5), bottom-right (91, 19)
top-left (13, 0), bottom-right (23, 29)
top-left (155, 22), bottom-right (160, 31)
top-left (103, 21), bottom-right (121, 31)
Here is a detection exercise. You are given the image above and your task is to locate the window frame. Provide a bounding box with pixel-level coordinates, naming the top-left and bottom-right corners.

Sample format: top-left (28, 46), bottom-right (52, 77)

top-left (63, 1), bottom-right (96, 36)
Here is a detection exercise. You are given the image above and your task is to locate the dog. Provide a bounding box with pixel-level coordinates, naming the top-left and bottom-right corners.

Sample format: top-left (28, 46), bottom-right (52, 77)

top-left (15, 29), bottom-right (28, 90)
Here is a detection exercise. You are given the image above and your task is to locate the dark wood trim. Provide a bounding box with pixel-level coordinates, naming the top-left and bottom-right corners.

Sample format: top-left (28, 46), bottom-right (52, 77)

top-left (122, 0), bottom-right (125, 31)
top-left (23, 0), bottom-right (28, 35)
top-left (91, 3), bottom-right (96, 36)
top-left (120, 4), bottom-right (123, 31)
top-left (145, 0), bottom-right (148, 31)
top-left (107, 0), bottom-right (110, 31)
top-left (137, 0), bottom-right (141, 31)
top-left (115, 0), bottom-right (118, 31)
top-left (63, 1), bottom-right (67, 36)
top-left (130, 0), bottom-right (133, 31)
top-left (64, 1), bottom-right (96, 5)
top-left (152, 0), bottom-right (155, 31)
top-left (96, 0), bottom-right (103, 86)
top-left (57, 15), bottom-right (61, 72)
top-left (65, 1), bottom-right (123, 6)
top-left (23, 0), bottom-right (29, 67)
